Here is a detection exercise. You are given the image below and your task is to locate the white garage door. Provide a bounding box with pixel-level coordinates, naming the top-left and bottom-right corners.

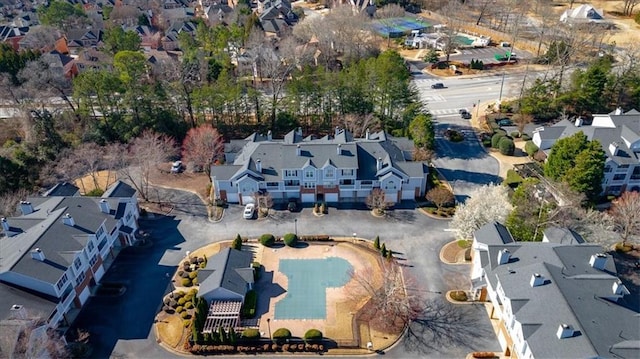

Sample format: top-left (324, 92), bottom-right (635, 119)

top-left (325, 193), bottom-right (338, 202)
top-left (78, 286), bottom-right (91, 305)
top-left (241, 195), bottom-right (254, 205)
top-left (401, 190), bottom-right (415, 200)
top-left (301, 193), bottom-right (315, 203)
top-left (93, 265), bottom-right (105, 282)
top-left (227, 193), bottom-right (239, 203)
top-left (385, 192), bottom-right (398, 203)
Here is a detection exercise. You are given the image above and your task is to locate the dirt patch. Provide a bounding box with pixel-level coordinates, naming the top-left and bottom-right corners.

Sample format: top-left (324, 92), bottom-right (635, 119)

top-left (440, 241), bottom-right (470, 264)
top-left (148, 165), bottom-right (211, 201)
top-left (156, 313), bottom-right (185, 348)
top-left (74, 170), bottom-right (118, 195)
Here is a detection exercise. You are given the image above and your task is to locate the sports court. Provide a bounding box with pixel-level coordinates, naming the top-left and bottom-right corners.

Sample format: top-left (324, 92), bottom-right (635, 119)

top-left (372, 17), bottom-right (431, 38)
top-left (274, 257), bottom-right (353, 320)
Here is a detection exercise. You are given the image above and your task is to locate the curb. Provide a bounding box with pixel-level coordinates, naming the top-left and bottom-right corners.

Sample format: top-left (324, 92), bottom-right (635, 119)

top-left (439, 240), bottom-right (471, 265)
top-left (418, 207), bottom-right (453, 220)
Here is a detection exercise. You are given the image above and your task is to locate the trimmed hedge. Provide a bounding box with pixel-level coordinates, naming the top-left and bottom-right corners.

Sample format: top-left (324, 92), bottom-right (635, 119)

top-left (304, 329), bottom-right (323, 341)
top-left (260, 234), bottom-right (275, 247)
top-left (181, 278), bottom-right (192, 286)
top-left (299, 235), bottom-right (332, 241)
top-left (283, 233), bottom-right (298, 247)
top-left (524, 140), bottom-right (539, 157)
top-left (491, 133), bottom-right (505, 148)
top-left (241, 290), bottom-right (257, 318)
top-left (241, 328), bottom-right (260, 339)
top-left (503, 169), bottom-right (523, 187)
top-left (272, 328), bottom-right (292, 339)
top-left (499, 137), bottom-right (515, 155)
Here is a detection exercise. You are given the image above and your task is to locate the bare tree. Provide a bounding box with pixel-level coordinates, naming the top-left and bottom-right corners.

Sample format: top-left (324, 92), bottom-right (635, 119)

top-left (366, 188), bottom-right (393, 215)
top-left (426, 186), bottom-right (455, 210)
top-left (181, 124), bottom-right (225, 177)
top-left (4, 317), bottom-right (69, 359)
top-left (116, 130), bottom-right (178, 202)
top-left (623, 0), bottom-right (640, 16)
top-left (348, 260), bottom-right (425, 333)
top-left (374, 4), bottom-right (406, 19)
top-left (339, 113), bottom-right (380, 138)
top-left (412, 147), bottom-right (435, 162)
top-left (252, 192), bottom-right (274, 217)
top-left (0, 188), bottom-right (32, 218)
top-left (609, 191), bottom-right (640, 246)
top-left (18, 26), bottom-right (63, 51)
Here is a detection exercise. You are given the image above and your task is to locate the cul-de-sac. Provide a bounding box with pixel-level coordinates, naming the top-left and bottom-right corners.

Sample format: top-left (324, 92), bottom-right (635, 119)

top-left (1, 0), bottom-right (639, 358)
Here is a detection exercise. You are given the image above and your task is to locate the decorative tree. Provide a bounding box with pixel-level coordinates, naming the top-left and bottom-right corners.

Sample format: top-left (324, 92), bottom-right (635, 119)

top-left (373, 236), bottom-right (381, 250)
top-left (609, 191), bottom-right (640, 246)
top-left (425, 186), bottom-right (455, 210)
top-left (181, 124), bottom-right (224, 178)
top-left (450, 183), bottom-right (513, 239)
top-left (232, 234), bottom-right (243, 250)
top-left (381, 243), bottom-right (388, 258)
top-left (366, 188), bottom-right (392, 215)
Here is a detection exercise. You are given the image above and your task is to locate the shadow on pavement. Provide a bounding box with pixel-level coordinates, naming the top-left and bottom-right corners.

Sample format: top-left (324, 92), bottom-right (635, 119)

top-left (254, 270), bottom-right (286, 318)
top-left (70, 216), bottom-right (186, 358)
top-left (436, 168), bottom-right (502, 187)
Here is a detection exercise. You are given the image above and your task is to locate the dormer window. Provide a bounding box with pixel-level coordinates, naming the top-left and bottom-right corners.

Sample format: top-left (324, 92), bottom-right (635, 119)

top-left (325, 168), bottom-right (334, 178)
top-left (74, 257), bottom-right (82, 271)
top-left (305, 169), bottom-right (314, 178)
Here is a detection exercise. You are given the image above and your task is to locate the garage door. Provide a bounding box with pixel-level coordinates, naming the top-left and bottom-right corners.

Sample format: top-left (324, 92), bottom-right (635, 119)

top-left (93, 265), bottom-right (105, 282)
top-left (401, 190), bottom-right (415, 200)
top-left (241, 195), bottom-right (254, 205)
top-left (301, 193), bottom-right (315, 203)
top-left (78, 286), bottom-right (91, 305)
top-left (325, 193), bottom-right (338, 202)
top-left (227, 193), bottom-right (239, 203)
top-left (385, 192), bottom-right (398, 203)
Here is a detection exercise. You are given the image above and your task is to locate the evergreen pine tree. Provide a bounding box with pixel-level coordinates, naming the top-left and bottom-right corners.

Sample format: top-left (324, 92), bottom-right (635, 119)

top-left (232, 233), bottom-right (243, 250)
top-left (386, 249), bottom-right (393, 260)
top-left (381, 243), bottom-right (387, 258)
top-left (373, 236), bottom-right (380, 250)
top-left (229, 327), bottom-right (238, 345)
top-left (219, 326), bottom-right (226, 344)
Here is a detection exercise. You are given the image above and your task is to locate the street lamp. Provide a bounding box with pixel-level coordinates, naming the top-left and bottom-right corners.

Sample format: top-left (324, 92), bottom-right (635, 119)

top-left (294, 219), bottom-right (298, 237)
top-left (266, 318), bottom-right (272, 339)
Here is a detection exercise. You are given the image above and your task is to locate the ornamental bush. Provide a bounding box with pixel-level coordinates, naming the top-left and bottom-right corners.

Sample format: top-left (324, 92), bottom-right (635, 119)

top-left (524, 140), bottom-right (539, 157)
top-left (232, 234), bottom-right (243, 250)
top-left (188, 271), bottom-right (198, 279)
top-left (241, 290), bottom-right (257, 318)
top-left (499, 137), bottom-right (515, 155)
top-left (304, 329), bottom-right (323, 341)
top-left (260, 234), bottom-right (275, 247)
top-left (283, 233), bottom-right (298, 247)
top-left (491, 133), bottom-right (505, 148)
top-left (272, 328), bottom-right (291, 340)
top-left (176, 306), bottom-right (184, 313)
top-left (184, 302), bottom-right (193, 309)
top-left (241, 328), bottom-right (260, 339)
top-left (181, 278), bottom-right (192, 287)
top-left (177, 297), bottom-right (187, 306)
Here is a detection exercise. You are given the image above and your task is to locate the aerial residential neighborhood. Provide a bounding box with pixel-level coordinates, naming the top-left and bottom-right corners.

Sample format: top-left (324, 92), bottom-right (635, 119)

top-left (0, 0), bottom-right (639, 358)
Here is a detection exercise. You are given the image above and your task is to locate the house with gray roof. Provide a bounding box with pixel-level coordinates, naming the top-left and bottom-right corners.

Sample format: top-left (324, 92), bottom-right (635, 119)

top-left (470, 221), bottom-right (639, 359)
top-left (0, 181), bottom-right (139, 329)
top-left (212, 127), bottom-right (429, 205)
top-left (532, 108), bottom-right (640, 195)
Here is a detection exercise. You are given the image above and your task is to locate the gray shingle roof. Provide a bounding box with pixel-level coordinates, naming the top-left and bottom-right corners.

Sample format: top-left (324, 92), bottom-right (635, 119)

top-left (102, 181), bottom-right (136, 198)
top-left (43, 182), bottom-right (80, 197)
top-left (474, 221), bottom-right (515, 245)
top-left (197, 248), bottom-right (254, 300)
top-left (543, 226), bottom-right (585, 244)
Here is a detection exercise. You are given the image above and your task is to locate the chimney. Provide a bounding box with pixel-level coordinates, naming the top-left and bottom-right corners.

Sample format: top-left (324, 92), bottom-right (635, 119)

top-left (589, 253), bottom-right (607, 270)
top-left (497, 249), bottom-right (511, 265)
top-left (337, 144), bottom-right (342, 155)
top-left (267, 130), bottom-right (272, 141)
top-left (296, 145), bottom-right (301, 156)
top-left (256, 159), bottom-right (262, 173)
top-left (335, 126), bottom-right (340, 137)
top-left (376, 157), bottom-right (383, 171)
top-left (609, 142), bottom-right (619, 156)
top-left (20, 201), bottom-right (34, 215)
top-left (297, 127), bottom-right (302, 136)
top-left (574, 118), bottom-right (583, 127)
top-left (556, 324), bottom-right (574, 339)
top-left (31, 248), bottom-right (45, 261)
top-left (62, 213), bottom-right (75, 227)
top-left (530, 273), bottom-right (544, 287)
top-left (365, 128), bottom-right (370, 140)
top-left (99, 199), bottom-right (110, 214)
top-left (612, 280), bottom-right (630, 296)
top-left (1, 217), bottom-right (9, 231)
top-left (615, 107), bottom-right (622, 115)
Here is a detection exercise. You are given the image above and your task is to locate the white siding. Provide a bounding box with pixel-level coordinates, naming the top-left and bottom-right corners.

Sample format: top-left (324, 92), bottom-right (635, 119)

top-left (0, 271), bottom-right (58, 297)
top-left (385, 192), bottom-right (398, 203)
top-left (325, 193), bottom-right (339, 202)
top-left (227, 193), bottom-right (239, 203)
top-left (78, 286), bottom-right (91, 304)
top-left (93, 265), bottom-right (105, 282)
top-left (301, 193), bottom-right (315, 203)
top-left (401, 189), bottom-right (415, 200)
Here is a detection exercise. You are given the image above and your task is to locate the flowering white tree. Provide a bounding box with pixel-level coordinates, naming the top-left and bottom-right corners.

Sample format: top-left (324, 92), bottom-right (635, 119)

top-left (450, 183), bottom-right (513, 239)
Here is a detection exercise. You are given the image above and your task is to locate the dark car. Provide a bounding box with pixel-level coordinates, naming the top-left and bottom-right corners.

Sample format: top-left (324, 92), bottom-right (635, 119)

top-left (287, 199), bottom-right (299, 212)
top-left (431, 82), bottom-right (445, 89)
top-left (461, 111), bottom-right (472, 119)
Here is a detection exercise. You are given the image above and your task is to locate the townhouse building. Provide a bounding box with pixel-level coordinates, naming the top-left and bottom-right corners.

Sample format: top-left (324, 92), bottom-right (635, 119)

top-left (470, 222), bottom-right (638, 359)
top-left (211, 128), bottom-right (429, 205)
top-left (532, 108), bottom-right (640, 195)
top-left (0, 181), bottom-right (139, 328)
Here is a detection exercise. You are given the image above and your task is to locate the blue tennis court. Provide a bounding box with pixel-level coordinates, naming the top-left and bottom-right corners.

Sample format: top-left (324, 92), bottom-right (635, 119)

top-left (372, 17), bottom-right (431, 38)
top-left (274, 257), bottom-right (353, 320)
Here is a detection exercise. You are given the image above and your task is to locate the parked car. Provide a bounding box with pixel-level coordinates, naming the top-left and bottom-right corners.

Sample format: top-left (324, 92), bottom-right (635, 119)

top-left (461, 111), bottom-right (472, 119)
top-left (431, 82), bottom-right (445, 89)
top-left (287, 198), bottom-right (299, 212)
top-left (497, 118), bottom-right (513, 126)
top-left (171, 161), bottom-right (183, 173)
top-left (459, 108), bottom-right (468, 114)
top-left (243, 203), bottom-right (255, 219)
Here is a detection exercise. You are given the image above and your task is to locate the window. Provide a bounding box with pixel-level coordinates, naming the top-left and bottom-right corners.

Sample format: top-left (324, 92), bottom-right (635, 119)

top-left (125, 212), bottom-right (132, 222)
top-left (618, 164), bottom-right (629, 170)
top-left (96, 226), bottom-right (105, 239)
top-left (324, 183), bottom-right (335, 188)
top-left (613, 174), bottom-right (626, 181)
top-left (97, 237), bottom-right (108, 251)
top-left (325, 168), bottom-right (334, 178)
top-left (89, 254), bottom-right (98, 267)
top-left (303, 182), bottom-right (315, 189)
top-left (284, 180), bottom-right (299, 186)
top-left (631, 167), bottom-right (640, 180)
top-left (266, 182), bottom-right (279, 187)
top-left (284, 170), bottom-right (298, 177)
top-left (56, 273), bottom-right (68, 290)
top-left (604, 166), bottom-right (612, 173)
top-left (340, 179), bottom-right (353, 185)
top-left (341, 169), bottom-right (354, 176)
top-left (87, 241), bottom-right (94, 252)
top-left (609, 185), bottom-right (622, 193)
top-left (305, 170), bottom-right (314, 178)
top-left (75, 271), bottom-right (86, 286)
top-left (73, 257), bottom-right (82, 271)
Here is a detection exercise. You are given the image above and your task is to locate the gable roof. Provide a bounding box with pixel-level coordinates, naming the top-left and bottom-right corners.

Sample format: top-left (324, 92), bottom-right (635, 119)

top-left (561, 4), bottom-right (604, 21)
top-left (197, 248), bottom-right (254, 299)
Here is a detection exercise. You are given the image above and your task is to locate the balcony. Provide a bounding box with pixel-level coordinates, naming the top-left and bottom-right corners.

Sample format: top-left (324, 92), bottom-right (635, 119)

top-left (284, 186), bottom-right (300, 191)
top-left (339, 185), bottom-right (355, 190)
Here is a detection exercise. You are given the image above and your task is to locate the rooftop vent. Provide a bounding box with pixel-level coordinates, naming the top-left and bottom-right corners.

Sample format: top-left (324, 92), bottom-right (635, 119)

top-left (99, 199), bottom-right (110, 214)
top-left (613, 280), bottom-right (630, 296)
top-left (574, 118), bottom-right (583, 127)
top-left (335, 126), bottom-right (340, 137)
top-left (62, 213), bottom-right (75, 227)
top-left (296, 144), bottom-right (301, 156)
top-left (376, 157), bottom-right (383, 171)
top-left (615, 107), bottom-right (622, 115)
top-left (256, 159), bottom-right (262, 173)
top-left (20, 201), bottom-right (34, 215)
top-left (337, 144), bottom-right (342, 155)
top-left (1, 217), bottom-right (8, 231)
top-left (365, 128), bottom-right (370, 140)
top-left (497, 249), bottom-right (511, 265)
top-left (589, 253), bottom-right (607, 270)
top-left (557, 324), bottom-right (574, 339)
top-left (11, 304), bottom-right (23, 310)
top-left (267, 130), bottom-right (272, 141)
top-left (31, 248), bottom-right (45, 261)
top-left (530, 273), bottom-right (545, 287)
top-left (609, 142), bottom-right (619, 156)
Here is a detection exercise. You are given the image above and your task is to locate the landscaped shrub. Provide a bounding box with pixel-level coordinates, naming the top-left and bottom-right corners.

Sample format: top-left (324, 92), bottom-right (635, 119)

top-left (181, 278), bottom-right (192, 287)
top-left (283, 233), bottom-right (298, 247)
top-left (260, 234), bottom-right (275, 247)
top-left (503, 169), bottom-right (523, 188)
top-left (498, 137), bottom-right (515, 155)
top-left (251, 261), bottom-right (261, 280)
top-left (178, 297), bottom-right (187, 306)
top-left (272, 328), bottom-right (291, 340)
top-left (494, 128), bottom-right (507, 136)
top-left (450, 291), bottom-right (468, 301)
top-left (472, 352), bottom-right (497, 358)
top-left (615, 242), bottom-right (633, 253)
top-left (636, 11), bottom-right (640, 25)
top-left (457, 240), bottom-right (471, 248)
top-left (482, 138), bottom-right (492, 147)
top-left (188, 271), bottom-right (198, 279)
top-left (241, 290), bottom-right (257, 318)
top-left (183, 320), bottom-right (191, 328)
top-left (180, 271), bottom-right (190, 279)
top-left (192, 277), bottom-right (198, 285)
top-left (181, 312), bottom-right (191, 319)
top-left (510, 131), bottom-right (520, 138)
top-left (521, 134), bottom-right (531, 141)
top-left (241, 328), bottom-right (260, 339)
top-left (184, 302), bottom-right (193, 309)
top-left (524, 140), bottom-right (539, 157)
top-left (304, 329), bottom-right (323, 341)
top-left (491, 133), bottom-right (505, 148)
top-left (232, 234), bottom-right (243, 250)
top-left (176, 306), bottom-right (184, 313)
